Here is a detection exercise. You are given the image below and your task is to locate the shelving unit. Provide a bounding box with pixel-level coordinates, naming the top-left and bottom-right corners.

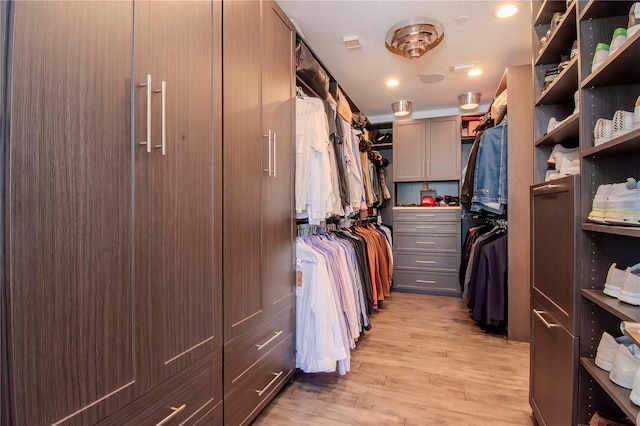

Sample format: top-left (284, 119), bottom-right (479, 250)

top-left (530, 1), bottom-right (640, 424)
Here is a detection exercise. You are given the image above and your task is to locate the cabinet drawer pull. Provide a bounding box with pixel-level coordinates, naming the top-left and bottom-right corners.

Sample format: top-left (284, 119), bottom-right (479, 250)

top-left (533, 309), bottom-right (559, 329)
top-left (153, 80), bottom-right (166, 155)
top-left (416, 241), bottom-right (435, 245)
top-left (416, 226), bottom-right (435, 229)
top-left (264, 130), bottom-right (272, 175)
top-left (138, 74), bottom-right (152, 153)
top-left (416, 280), bottom-right (436, 284)
top-left (415, 214), bottom-right (436, 217)
top-left (273, 131), bottom-right (277, 178)
top-left (256, 330), bottom-right (283, 350)
top-left (416, 260), bottom-right (436, 264)
top-left (155, 404), bottom-right (186, 426)
top-left (256, 371), bottom-right (283, 397)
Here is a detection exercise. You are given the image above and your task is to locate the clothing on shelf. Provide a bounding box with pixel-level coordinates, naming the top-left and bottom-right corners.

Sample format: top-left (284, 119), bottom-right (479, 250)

top-left (295, 223), bottom-right (393, 375)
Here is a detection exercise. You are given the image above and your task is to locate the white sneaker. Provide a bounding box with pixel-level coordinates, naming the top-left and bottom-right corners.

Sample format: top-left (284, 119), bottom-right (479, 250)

top-left (633, 96), bottom-right (640, 130)
top-left (596, 331), bottom-right (633, 371)
top-left (604, 178), bottom-right (640, 226)
top-left (620, 268), bottom-right (640, 305)
top-left (604, 262), bottom-right (627, 297)
top-left (613, 110), bottom-right (635, 138)
top-left (592, 42), bottom-right (610, 72)
top-left (594, 117), bottom-right (614, 145)
top-left (629, 2), bottom-right (640, 38)
top-left (610, 343), bottom-right (640, 389)
top-left (631, 365), bottom-right (640, 405)
top-left (588, 184), bottom-right (612, 223)
top-left (610, 28), bottom-right (628, 55)
top-left (547, 117), bottom-right (559, 134)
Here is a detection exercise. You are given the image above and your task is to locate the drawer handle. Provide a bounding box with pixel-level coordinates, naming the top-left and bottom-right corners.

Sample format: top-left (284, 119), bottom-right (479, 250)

top-left (533, 309), bottom-right (559, 329)
top-left (155, 404), bottom-right (186, 426)
top-left (416, 260), bottom-right (436, 264)
top-left (416, 280), bottom-right (436, 284)
top-left (256, 330), bottom-right (283, 350)
top-left (256, 371), bottom-right (283, 397)
top-left (416, 241), bottom-right (435, 245)
top-left (415, 214), bottom-right (436, 217)
top-left (532, 184), bottom-right (559, 193)
top-left (416, 226), bottom-right (436, 229)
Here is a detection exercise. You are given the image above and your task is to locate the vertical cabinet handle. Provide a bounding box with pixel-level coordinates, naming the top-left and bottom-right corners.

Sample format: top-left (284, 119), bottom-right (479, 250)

top-left (264, 130), bottom-right (272, 175)
top-left (154, 404), bottom-right (186, 426)
top-left (255, 371), bottom-right (283, 397)
top-left (138, 74), bottom-right (152, 153)
top-left (154, 81), bottom-right (166, 156)
top-left (533, 309), bottom-right (559, 329)
top-left (272, 132), bottom-right (277, 178)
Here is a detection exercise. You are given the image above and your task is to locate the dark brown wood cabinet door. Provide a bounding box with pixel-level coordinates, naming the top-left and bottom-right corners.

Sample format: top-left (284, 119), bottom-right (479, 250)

top-left (222, 0), bottom-right (265, 343)
top-left (144, 0), bottom-right (219, 383)
top-left (6, 2), bottom-right (136, 425)
top-left (261, 2), bottom-right (295, 317)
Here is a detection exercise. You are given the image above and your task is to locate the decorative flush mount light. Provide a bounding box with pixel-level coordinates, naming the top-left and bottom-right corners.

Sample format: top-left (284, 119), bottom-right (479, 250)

top-left (392, 100), bottom-right (412, 116)
top-left (495, 4), bottom-right (519, 19)
top-left (343, 35), bottom-right (361, 49)
top-left (385, 17), bottom-right (445, 60)
top-left (467, 68), bottom-right (483, 77)
top-left (459, 92), bottom-right (481, 109)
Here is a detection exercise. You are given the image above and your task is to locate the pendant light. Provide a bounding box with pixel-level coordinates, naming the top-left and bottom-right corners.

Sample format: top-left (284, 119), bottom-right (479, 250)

top-left (392, 100), bottom-right (412, 116)
top-left (459, 92), bottom-right (481, 109)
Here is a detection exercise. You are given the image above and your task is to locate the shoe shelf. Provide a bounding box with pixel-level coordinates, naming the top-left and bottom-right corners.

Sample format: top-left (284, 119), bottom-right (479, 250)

top-left (583, 289), bottom-right (640, 322)
top-left (582, 129), bottom-right (640, 157)
top-left (536, 56), bottom-right (579, 106)
top-left (535, 0), bottom-right (569, 27)
top-left (581, 357), bottom-right (640, 421)
top-left (581, 31), bottom-right (640, 88)
top-left (580, 0), bottom-right (637, 21)
top-left (583, 223), bottom-right (640, 238)
top-left (535, 1), bottom-right (577, 66)
top-left (535, 112), bottom-right (580, 146)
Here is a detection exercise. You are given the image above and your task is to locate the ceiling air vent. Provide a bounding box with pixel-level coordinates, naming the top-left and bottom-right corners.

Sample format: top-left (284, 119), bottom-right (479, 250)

top-left (385, 17), bottom-right (445, 60)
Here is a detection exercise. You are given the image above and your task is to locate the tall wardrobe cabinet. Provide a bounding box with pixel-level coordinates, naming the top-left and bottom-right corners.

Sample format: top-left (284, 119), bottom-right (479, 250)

top-left (2, 2), bottom-right (223, 425)
top-left (222, 0), bottom-right (296, 424)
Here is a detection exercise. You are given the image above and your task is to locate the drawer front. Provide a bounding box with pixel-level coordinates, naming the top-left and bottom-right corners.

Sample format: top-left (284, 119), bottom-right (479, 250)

top-left (98, 349), bottom-right (222, 426)
top-left (393, 209), bottom-right (460, 222)
top-left (224, 305), bottom-right (294, 391)
top-left (394, 221), bottom-right (460, 234)
top-left (395, 233), bottom-right (460, 252)
top-left (225, 334), bottom-right (294, 426)
top-left (192, 401), bottom-right (223, 425)
top-left (393, 270), bottom-right (459, 293)
top-left (394, 252), bottom-right (460, 272)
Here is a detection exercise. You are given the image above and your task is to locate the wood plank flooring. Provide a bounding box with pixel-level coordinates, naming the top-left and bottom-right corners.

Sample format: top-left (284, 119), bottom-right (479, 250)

top-left (253, 292), bottom-right (534, 426)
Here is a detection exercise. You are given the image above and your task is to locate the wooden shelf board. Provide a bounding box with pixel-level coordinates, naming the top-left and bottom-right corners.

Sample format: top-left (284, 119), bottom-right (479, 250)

top-left (580, 0), bottom-right (635, 21)
top-left (581, 357), bottom-right (640, 421)
top-left (534, 0), bottom-right (569, 27)
top-left (582, 289), bottom-right (640, 322)
top-left (582, 129), bottom-right (640, 157)
top-left (535, 112), bottom-right (580, 146)
top-left (581, 31), bottom-right (640, 88)
top-left (535, 2), bottom-right (577, 66)
top-left (583, 222), bottom-right (640, 238)
top-left (373, 143), bottom-right (392, 149)
top-left (536, 56), bottom-right (579, 106)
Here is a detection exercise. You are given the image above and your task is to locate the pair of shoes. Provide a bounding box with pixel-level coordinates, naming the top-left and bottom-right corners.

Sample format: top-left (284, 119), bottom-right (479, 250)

top-left (589, 411), bottom-right (635, 426)
top-left (629, 3), bottom-right (640, 39)
top-left (603, 263), bottom-right (640, 302)
top-left (610, 343), bottom-right (640, 389)
top-left (589, 179), bottom-right (640, 226)
top-left (610, 28), bottom-right (628, 55)
top-left (592, 42), bottom-right (610, 72)
top-left (594, 109), bottom-right (636, 146)
top-left (596, 331), bottom-right (633, 370)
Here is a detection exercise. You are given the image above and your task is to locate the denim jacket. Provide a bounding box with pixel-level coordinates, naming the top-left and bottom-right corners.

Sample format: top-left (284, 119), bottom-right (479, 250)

top-left (471, 122), bottom-right (508, 215)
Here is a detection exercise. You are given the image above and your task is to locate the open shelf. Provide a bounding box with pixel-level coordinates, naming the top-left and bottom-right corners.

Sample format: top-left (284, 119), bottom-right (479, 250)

top-left (534, 0), bottom-right (569, 27)
top-left (580, 0), bottom-right (635, 21)
top-left (581, 31), bottom-right (640, 88)
top-left (583, 289), bottom-right (640, 322)
top-left (536, 56), bottom-right (579, 106)
top-left (535, 112), bottom-right (579, 146)
top-left (583, 223), bottom-right (640, 238)
top-left (581, 357), bottom-right (640, 421)
top-left (582, 129), bottom-right (640, 157)
top-left (535, 1), bottom-right (577, 66)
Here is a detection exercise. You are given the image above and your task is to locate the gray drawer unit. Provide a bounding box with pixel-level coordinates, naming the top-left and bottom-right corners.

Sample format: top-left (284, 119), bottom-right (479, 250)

top-left (392, 207), bottom-right (462, 297)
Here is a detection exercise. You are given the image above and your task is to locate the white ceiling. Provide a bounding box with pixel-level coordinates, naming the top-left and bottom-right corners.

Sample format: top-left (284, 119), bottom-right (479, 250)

top-left (276, 0), bottom-right (533, 123)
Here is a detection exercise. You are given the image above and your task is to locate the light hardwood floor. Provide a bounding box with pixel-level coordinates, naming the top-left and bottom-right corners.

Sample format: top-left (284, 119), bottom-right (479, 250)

top-left (253, 292), bottom-right (535, 426)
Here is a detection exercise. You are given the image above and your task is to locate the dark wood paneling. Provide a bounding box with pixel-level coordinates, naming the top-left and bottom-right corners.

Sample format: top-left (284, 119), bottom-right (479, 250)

top-left (6, 2), bottom-right (136, 424)
top-left (147, 0), bottom-right (217, 382)
top-left (262, 2), bottom-right (295, 316)
top-left (1, 3), bottom-right (9, 425)
top-left (192, 401), bottom-right (223, 425)
top-left (222, 0), bottom-right (264, 342)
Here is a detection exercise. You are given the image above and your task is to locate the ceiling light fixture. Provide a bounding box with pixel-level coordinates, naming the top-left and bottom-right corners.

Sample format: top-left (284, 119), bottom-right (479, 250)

top-left (386, 79), bottom-right (399, 87)
top-left (392, 100), bottom-right (412, 116)
top-left (459, 92), bottom-right (481, 110)
top-left (385, 17), bottom-right (445, 60)
top-left (343, 35), bottom-right (361, 49)
top-left (450, 63), bottom-right (477, 73)
top-left (495, 4), bottom-right (518, 19)
top-left (467, 68), bottom-right (483, 77)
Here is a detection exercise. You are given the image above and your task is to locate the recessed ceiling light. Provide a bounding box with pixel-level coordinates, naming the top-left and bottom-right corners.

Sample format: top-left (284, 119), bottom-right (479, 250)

top-left (495, 4), bottom-right (518, 19)
top-left (455, 15), bottom-right (469, 24)
top-left (467, 68), bottom-right (483, 77)
top-left (386, 79), bottom-right (399, 87)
